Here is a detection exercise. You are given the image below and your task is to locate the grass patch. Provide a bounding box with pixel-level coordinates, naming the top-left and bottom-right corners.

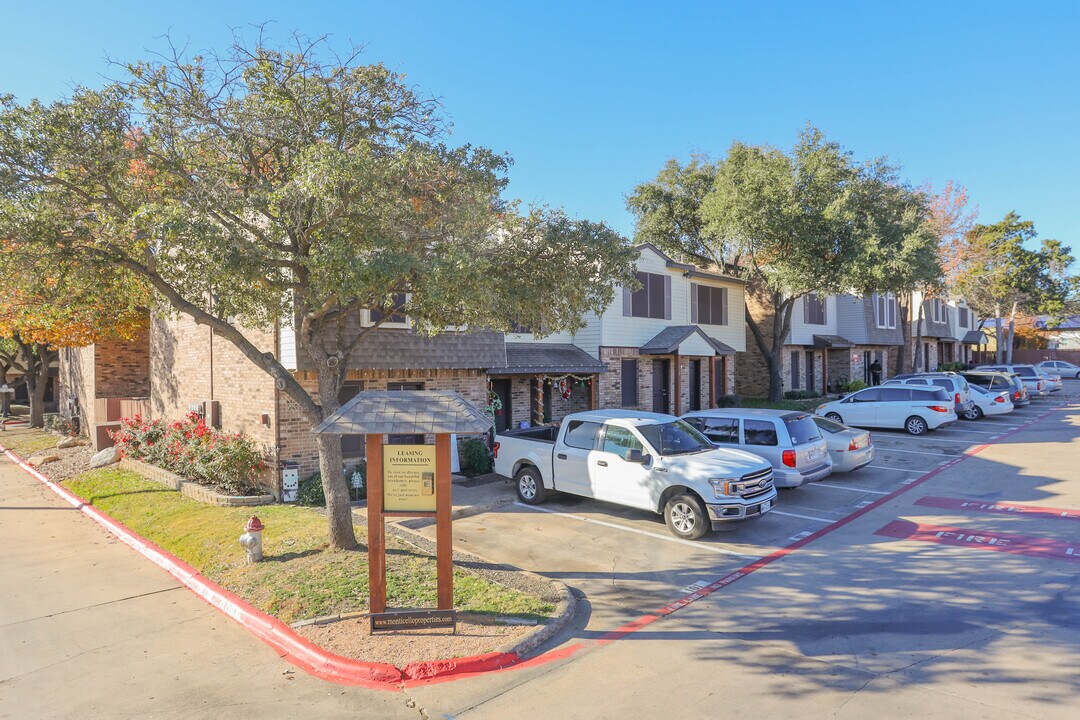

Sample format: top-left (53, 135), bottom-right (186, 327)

top-left (64, 467), bottom-right (554, 624)
top-left (737, 396), bottom-right (825, 412)
top-left (0, 426), bottom-right (60, 457)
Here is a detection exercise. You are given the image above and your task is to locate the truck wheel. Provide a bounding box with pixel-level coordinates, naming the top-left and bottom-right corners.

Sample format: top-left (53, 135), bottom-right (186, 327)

top-left (664, 493), bottom-right (708, 540)
top-left (905, 416), bottom-right (928, 435)
top-left (514, 467), bottom-right (547, 505)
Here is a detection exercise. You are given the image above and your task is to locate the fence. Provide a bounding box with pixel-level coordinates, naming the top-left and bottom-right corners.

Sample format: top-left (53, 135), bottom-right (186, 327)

top-left (973, 349), bottom-right (1080, 366)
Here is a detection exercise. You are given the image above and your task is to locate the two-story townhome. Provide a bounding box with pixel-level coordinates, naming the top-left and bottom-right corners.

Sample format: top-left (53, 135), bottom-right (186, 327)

top-left (489, 244), bottom-right (745, 426)
top-left (947, 298), bottom-right (986, 365)
top-left (833, 292), bottom-right (904, 385)
top-left (738, 291), bottom-right (856, 397)
top-left (909, 291), bottom-right (955, 371)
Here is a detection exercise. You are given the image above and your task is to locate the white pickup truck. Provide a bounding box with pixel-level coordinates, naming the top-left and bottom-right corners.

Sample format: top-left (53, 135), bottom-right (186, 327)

top-left (493, 409), bottom-right (777, 539)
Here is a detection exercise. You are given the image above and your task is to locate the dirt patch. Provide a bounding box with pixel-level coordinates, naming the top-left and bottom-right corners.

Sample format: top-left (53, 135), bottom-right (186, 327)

top-left (295, 613), bottom-right (534, 666)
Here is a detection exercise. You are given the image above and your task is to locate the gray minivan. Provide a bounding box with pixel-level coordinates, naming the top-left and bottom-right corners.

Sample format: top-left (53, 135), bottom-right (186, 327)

top-left (682, 409), bottom-right (832, 488)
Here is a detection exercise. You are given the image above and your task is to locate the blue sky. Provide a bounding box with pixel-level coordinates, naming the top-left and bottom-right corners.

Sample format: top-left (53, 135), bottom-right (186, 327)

top-left (2, 1), bottom-right (1078, 248)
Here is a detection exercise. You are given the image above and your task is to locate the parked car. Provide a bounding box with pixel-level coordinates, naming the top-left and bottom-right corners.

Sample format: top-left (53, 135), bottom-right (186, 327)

top-left (814, 386), bottom-right (958, 435)
top-left (964, 383), bottom-right (1015, 419)
top-left (961, 371), bottom-right (1030, 407)
top-left (884, 373), bottom-right (974, 416)
top-left (976, 364), bottom-right (1048, 396)
top-left (1036, 360), bottom-right (1080, 379)
top-left (809, 415), bottom-right (875, 472)
top-left (681, 409), bottom-right (832, 487)
top-left (493, 410), bottom-right (777, 539)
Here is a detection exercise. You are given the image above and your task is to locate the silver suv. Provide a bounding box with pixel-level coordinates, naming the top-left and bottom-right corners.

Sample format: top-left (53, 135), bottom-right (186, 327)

top-left (682, 409), bottom-right (832, 488)
top-left (885, 373), bottom-right (974, 416)
top-left (976, 365), bottom-right (1048, 397)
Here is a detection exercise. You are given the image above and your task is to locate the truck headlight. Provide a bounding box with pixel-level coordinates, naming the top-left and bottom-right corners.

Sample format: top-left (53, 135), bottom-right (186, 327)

top-left (709, 478), bottom-right (737, 498)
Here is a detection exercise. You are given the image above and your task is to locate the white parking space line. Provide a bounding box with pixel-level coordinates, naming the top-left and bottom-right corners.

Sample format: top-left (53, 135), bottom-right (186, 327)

top-left (865, 464), bottom-right (924, 474)
top-left (959, 421), bottom-right (1024, 428)
top-left (770, 510), bottom-right (834, 523)
top-left (871, 446), bottom-right (959, 458)
top-left (807, 482), bottom-right (890, 495)
top-left (873, 435), bottom-right (977, 445)
top-left (935, 428), bottom-right (1001, 435)
top-left (512, 502), bottom-right (758, 558)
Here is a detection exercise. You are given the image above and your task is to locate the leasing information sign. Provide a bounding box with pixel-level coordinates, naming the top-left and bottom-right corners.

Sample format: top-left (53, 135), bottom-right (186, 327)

top-left (382, 444), bottom-right (437, 512)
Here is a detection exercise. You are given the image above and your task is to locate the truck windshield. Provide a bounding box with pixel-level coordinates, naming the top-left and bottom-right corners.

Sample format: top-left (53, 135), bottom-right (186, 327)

top-left (638, 421), bottom-right (713, 456)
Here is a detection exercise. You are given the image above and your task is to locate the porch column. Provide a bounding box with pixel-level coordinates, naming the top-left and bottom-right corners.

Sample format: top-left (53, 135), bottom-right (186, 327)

top-left (709, 356), bottom-right (718, 408)
top-left (531, 375), bottom-right (544, 426)
top-left (589, 375), bottom-right (597, 410)
top-left (822, 350), bottom-right (829, 395)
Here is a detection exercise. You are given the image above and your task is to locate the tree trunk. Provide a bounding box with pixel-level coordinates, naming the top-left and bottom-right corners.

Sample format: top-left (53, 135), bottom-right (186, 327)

top-left (28, 376), bottom-right (47, 428)
top-left (994, 304), bottom-right (1003, 364)
top-left (1005, 301), bottom-right (1018, 364)
top-left (744, 291), bottom-right (793, 402)
top-left (895, 294), bottom-right (910, 376)
top-left (308, 358), bottom-right (359, 550)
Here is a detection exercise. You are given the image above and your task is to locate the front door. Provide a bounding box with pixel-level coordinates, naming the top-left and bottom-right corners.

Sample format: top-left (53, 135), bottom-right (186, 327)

top-left (652, 359), bottom-right (670, 414)
top-left (490, 379), bottom-right (512, 433)
top-left (688, 359), bottom-right (702, 412)
top-left (863, 351), bottom-right (873, 384)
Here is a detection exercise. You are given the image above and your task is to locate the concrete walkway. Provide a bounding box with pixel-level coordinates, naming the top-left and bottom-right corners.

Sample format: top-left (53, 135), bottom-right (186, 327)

top-left (0, 453), bottom-right (413, 720)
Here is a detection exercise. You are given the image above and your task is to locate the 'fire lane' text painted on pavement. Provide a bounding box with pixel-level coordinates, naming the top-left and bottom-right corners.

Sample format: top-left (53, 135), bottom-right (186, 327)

top-left (915, 496), bottom-right (1080, 521)
top-left (875, 519), bottom-right (1080, 563)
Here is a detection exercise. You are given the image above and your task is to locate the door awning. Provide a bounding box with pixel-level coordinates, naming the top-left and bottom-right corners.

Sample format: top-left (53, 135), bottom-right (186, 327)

top-left (487, 343), bottom-right (608, 375)
top-left (640, 326), bottom-right (736, 356)
top-left (961, 330), bottom-right (987, 345)
top-left (812, 334), bottom-right (856, 349)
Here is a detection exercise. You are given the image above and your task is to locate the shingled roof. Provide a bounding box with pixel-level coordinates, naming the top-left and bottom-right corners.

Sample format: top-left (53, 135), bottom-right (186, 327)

top-left (812, 334), bottom-right (856, 349)
top-left (314, 390), bottom-right (493, 436)
top-left (487, 343), bottom-right (608, 375)
top-left (961, 330), bottom-right (988, 344)
top-left (639, 326), bottom-right (736, 355)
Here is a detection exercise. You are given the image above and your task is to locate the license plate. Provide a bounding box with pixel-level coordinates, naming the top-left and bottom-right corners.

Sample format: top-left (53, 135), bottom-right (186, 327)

top-left (807, 449), bottom-right (823, 461)
top-left (760, 500), bottom-right (772, 513)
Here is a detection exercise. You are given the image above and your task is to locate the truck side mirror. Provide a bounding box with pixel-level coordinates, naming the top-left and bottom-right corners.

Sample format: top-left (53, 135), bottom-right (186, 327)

top-left (626, 449), bottom-right (647, 464)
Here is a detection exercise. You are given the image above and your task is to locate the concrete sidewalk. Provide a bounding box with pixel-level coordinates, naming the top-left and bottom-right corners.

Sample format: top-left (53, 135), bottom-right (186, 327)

top-left (0, 453), bottom-right (411, 720)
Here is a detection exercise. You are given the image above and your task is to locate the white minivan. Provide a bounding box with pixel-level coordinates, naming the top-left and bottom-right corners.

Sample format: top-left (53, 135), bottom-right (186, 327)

top-left (814, 386), bottom-right (958, 435)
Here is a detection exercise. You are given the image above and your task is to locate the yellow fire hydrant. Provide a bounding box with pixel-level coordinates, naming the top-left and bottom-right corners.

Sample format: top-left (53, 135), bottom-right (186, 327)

top-left (239, 515), bottom-right (265, 563)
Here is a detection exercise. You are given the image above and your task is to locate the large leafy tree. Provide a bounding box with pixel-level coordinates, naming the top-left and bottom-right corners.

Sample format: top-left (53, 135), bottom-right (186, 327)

top-left (0, 34), bottom-right (635, 549)
top-left (951, 213), bottom-right (1078, 362)
top-left (629, 127), bottom-right (885, 400)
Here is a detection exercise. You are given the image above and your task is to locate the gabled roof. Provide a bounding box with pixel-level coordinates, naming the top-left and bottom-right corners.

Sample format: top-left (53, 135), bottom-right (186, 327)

top-left (487, 343), bottom-right (608, 375)
top-left (640, 326), bottom-right (736, 355)
top-left (961, 330), bottom-right (987, 344)
top-left (314, 390), bottom-right (492, 436)
top-left (635, 243), bottom-right (745, 285)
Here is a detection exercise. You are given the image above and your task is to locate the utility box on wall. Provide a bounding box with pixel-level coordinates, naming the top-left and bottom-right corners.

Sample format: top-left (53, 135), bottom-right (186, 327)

top-left (281, 463), bottom-right (299, 503)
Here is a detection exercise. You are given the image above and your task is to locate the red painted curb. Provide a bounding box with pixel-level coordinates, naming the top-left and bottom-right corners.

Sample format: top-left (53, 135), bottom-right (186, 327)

top-left (0, 445), bottom-right (520, 689)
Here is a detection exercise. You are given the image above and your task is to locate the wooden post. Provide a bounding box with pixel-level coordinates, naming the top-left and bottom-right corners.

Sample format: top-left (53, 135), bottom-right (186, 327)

top-left (589, 374), bottom-right (597, 410)
top-left (434, 434), bottom-right (454, 610)
top-left (366, 433), bottom-right (386, 614)
top-left (822, 349), bottom-right (829, 395)
top-left (673, 353), bottom-right (681, 416)
top-left (531, 375), bottom-right (544, 425)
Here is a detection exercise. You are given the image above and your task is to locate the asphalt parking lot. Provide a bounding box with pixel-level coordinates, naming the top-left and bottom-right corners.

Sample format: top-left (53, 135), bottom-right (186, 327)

top-left (407, 381), bottom-right (1080, 718)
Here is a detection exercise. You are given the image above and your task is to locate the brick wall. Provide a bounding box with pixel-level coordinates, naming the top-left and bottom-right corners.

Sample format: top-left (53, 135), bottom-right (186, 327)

top-left (58, 346), bottom-right (95, 432)
top-left (94, 331), bottom-right (150, 398)
top-left (278, 368), bottom-right (489, 478)
top-left (598, 347), bottom-right (724, 413)
top-left (736, 288), bottom-right (780, 396)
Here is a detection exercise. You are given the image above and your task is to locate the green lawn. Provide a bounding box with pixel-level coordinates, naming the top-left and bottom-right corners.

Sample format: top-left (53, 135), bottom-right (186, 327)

top-left (64, 468), bottom-right (554, 624)
top-left (0, 427), bottom-right (61, 457)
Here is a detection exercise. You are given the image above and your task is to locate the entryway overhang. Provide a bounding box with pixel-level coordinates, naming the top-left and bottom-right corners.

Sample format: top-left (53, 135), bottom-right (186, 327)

top-left (639, 326), bottom-right (736, 357)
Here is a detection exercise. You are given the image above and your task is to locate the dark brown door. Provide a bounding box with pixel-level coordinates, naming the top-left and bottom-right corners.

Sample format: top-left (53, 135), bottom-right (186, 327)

top-left (652, 359), bottom-right (670, 414)
top-left (490, 379), bottom-right (512, 433)
top-left (688, 359), bottom-right (702, 411)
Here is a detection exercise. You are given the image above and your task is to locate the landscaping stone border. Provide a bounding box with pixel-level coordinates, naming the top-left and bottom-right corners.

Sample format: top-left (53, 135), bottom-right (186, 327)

top-left (119, 458), bottom-right (275, 507)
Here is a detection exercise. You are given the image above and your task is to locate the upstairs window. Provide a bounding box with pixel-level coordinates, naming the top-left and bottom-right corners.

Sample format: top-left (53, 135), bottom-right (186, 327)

top-left (930, 298), bottom-right (945, 324)
top-left (691, 284), bottom-right (728, 325)
top-left (625, 272), bottom-right (670, 320)
top-left (804, 293), bottom-right (827, 325)
top-left (369, 293), bottom-right (409, 326)
top-left (873, 293), bottom-right (897, 329)
top-left (958, 307), bottom-right (970, 329)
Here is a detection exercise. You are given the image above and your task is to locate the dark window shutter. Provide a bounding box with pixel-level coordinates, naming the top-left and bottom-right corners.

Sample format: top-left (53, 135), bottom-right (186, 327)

top-left (690, 284), bottom-right (699, 323)
top-left (721, 288), bottom-right (728, 325)
top-left (663, 275), bottom-right (672, 320)
top-left (822, 296), bottom-right (827, 324)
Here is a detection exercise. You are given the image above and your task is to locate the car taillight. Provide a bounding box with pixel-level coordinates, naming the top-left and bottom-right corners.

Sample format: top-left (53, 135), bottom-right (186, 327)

top-left (955, 392), bottom-right (961, 403)
top-left (782, 449), bottom-right (797, 467)
top-left (1014, 391), bottom-right (1022, 400)
top-left (492, 442), bottom-right (500, 459)
top-left (929, 405), bottom-right (950, 413)
top-left (848, 439), bottom-right (858, 451)
top-left (994, 395), bottom-right (1005, 403)
top-left (1037, 382), bottom-right (1043, 391)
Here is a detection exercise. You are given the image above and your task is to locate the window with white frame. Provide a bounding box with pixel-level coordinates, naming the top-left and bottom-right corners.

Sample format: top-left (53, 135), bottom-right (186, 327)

top-left (930, 298), bottom-right (945, 324)
top-left (368, 293), bottom-right (410, 327)
top-left (873, 293), bottom-right (897, 329)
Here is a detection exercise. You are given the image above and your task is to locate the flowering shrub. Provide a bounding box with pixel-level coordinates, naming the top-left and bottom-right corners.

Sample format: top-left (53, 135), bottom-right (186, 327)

top-left (109, 413), bottom-right (268, 495)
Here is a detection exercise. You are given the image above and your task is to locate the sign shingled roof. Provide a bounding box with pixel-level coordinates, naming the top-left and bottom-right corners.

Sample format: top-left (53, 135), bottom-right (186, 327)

top-left (314, 390), bottom-right (493, 436)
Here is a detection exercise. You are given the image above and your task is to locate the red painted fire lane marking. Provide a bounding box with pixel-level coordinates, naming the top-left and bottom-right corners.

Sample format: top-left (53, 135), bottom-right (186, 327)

top-left (875, 519), bottom-right (1080, 562)
top-left (916, 496), bottom-right (1080, 521)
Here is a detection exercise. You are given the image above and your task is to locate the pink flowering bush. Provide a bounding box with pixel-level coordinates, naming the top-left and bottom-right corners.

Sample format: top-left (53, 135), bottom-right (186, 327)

top-left (109, 413), bottom-right (268, 495)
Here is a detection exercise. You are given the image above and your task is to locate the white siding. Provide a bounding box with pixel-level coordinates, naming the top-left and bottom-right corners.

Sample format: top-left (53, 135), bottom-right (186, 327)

top-left (787, 294), bottom-right (838, 346)
top-left (278, 321), bottom-right (297, 371)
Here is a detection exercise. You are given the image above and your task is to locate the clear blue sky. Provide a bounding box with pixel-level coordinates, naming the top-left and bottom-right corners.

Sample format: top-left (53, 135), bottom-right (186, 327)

top-left (2, 1), bottom-right (1078, 248)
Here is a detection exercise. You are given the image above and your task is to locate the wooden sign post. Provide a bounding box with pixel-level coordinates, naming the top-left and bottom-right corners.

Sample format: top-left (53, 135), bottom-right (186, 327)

top-left (365, 432), bottom-right (455, 630)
